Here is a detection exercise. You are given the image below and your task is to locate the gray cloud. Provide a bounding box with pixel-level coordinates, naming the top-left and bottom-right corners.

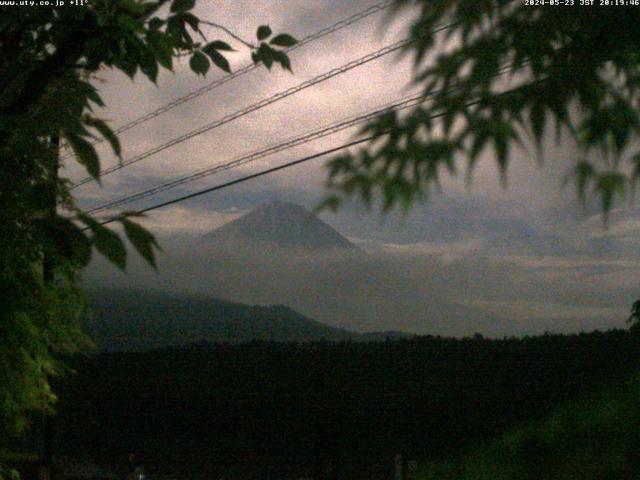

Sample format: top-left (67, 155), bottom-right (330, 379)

top-left (73, 0), bottom-right (638, 337)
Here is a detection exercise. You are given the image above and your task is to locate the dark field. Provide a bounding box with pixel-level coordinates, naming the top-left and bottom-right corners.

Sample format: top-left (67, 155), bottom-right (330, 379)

top-left (40, 329), bottom-right (640, 480)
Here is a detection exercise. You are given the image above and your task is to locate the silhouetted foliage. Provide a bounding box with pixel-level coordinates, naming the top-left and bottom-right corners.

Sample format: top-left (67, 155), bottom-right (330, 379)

top-left (0, 0), bottom-right (295, 444)
top-left (324, 1), bottom-right (640, 218)
top-left (30, 329), bottom-right (639, 480)
top-left (627, 300), bottom-right (640, 332)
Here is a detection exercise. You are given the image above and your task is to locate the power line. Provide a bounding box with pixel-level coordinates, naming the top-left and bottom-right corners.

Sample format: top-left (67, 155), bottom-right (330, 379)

top-left (86, 64), bottom-right (520, 214)
top-left (90, 106), bottom-right (458, 226)
top-left (59, 0), bottom-right (395, 162)
top-left (93, 75), bottom-right (536, 228)
top-left (71, 24), bottom-right (455, 189)
top-left (97, 135), bottom-right (378, 227)
top-left (71, 36), bottom-right (409, 188)
top-left (85, 92), bottom-right (430, 214)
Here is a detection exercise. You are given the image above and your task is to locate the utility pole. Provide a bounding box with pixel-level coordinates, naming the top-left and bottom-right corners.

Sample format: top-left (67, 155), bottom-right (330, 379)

top-left (40, 134), bottom-right (59, 480)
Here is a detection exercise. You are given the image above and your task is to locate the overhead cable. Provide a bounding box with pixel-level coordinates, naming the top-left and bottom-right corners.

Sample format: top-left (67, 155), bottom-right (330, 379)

top-left (71, 24), bottom-right (454, 189)
top-left (60, 0), bottom-right (396, 161)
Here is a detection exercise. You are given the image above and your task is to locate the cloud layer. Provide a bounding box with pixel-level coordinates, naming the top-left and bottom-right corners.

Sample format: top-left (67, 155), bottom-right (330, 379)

top-left (76, 0), bottom-right (638, 336)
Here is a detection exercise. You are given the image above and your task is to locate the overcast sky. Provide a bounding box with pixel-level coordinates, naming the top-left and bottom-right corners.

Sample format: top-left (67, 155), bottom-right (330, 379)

top-left (76, 0), bottom-right (640, 336)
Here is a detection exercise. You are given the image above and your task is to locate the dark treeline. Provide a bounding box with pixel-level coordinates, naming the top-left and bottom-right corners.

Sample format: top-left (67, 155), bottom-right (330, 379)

top-left (53, 329), bottom-right (639, 479)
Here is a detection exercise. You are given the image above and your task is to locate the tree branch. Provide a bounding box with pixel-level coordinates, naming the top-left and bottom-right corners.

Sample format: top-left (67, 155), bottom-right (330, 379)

top-left (199, 20), bottom-right (255, 49)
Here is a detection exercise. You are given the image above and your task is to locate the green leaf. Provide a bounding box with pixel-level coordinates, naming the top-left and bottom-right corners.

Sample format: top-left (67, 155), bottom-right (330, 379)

top-left (494, 134), bottom-right (509, 187)
top-left (269, 33), bottom-right (297, 47)
top-left (147, 30), bottom-right (173, 70)
top-left (170, 0), bottom-right (195, 13)
top-left (574, 161), bottom-right (595, 201)
top-left (316, 195), bottom-right (342, 213)
top-left (79, 80), bottom-right (104, 107)
top-left (203, 47), bottom-right (231, 73)
top-left (181, 24), bottom-right (194, 44)
top-left (205, 40), bottom-right (234, 51)
top-left (630, 152), bottom-right (640, 197)
top-left (117, 13), bottom-right (144, 32)
top-left (114, 54), bottom-right (138, 78)
top-left (78, 214), bottom-right (127, 270)
top-left (166, 15), bottom-right (183, 42)
top-left (65, 132), bottom-right (100, 181)
top-left (148, 17), bottom-right (165, 30)
top-left (257, 25), bottom-right (272, 41)
top-left (139, 47), bottom-right (159, 83)
top-left (121, 217), bottom-right (160, 270)
top-left (94, 227), bottom-right (126, 270)
top-left (34, 216), bottom-right (92, 268)
top-left (120, 0), bottom-right (145, 14)
top-left (257, 43), bottom-right (274, 70)
top-left (83, 117), bottom-right (121, 158)
top-left (189, 50), bottom-right (210, 76)
top-left (530, 101), bottom-right (546, 145)
top-left (181, 12), bottom-right (199, 31)
top-left (272, 50), bottom-right (292, 72)
top-left (469, 126), bottom-right (489, 161)
top-left (596, 172), bottom-right (626, 218)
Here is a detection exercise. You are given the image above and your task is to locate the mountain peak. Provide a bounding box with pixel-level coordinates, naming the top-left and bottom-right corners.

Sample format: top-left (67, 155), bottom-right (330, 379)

top-left (203, 202), bottom-right (358, 252)
top-left (259, 200), bottom-right (305, 210)
top-left (252, 201), bottom-right (316, 221)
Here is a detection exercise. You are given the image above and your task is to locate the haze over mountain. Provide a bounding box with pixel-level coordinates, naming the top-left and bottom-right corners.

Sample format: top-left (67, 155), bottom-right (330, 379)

top-left (82, 199), bottom-right (629, 338)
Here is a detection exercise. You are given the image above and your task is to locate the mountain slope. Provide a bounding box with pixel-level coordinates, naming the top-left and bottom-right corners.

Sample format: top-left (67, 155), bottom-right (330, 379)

top-left (202, 201), bottom-right (359, 252)
top-left (83, 289), bottom-right (410, 350)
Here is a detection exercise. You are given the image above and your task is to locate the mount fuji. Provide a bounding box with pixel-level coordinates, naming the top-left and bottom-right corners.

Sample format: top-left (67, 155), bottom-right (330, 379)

top-left (202, 201), bottom-right (361, 254)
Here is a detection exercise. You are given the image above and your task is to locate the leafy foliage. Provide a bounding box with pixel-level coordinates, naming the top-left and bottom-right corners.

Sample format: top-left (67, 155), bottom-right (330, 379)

top-left (627, 300), bottom-right (640, 332)
top-left (252, 25), bottom-right (296, 72)
top-left (324, 1), bottom-right (640, 218)
top-left (0, 0), bottom-right (295, 445)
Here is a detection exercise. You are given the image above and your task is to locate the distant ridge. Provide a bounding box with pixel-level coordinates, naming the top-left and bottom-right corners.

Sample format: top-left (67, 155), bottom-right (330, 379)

top-left (84, 289), bottom-right (412, 351)
top-left (203, 201), bottom-right (360, 253)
